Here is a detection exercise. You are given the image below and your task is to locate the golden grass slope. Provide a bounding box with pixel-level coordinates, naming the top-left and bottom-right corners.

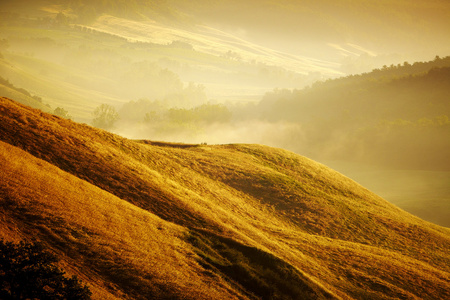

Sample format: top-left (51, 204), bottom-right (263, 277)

top-left (0, 97), bottom-right (449, 299)
top-left (0, 141), bottom-right (245, 300)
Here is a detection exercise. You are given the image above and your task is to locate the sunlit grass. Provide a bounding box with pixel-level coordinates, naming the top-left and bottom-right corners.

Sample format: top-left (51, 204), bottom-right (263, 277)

top-left (0, 97), bottom-right (449, 299)
top-left (0, 139), bottom-right (241, 299)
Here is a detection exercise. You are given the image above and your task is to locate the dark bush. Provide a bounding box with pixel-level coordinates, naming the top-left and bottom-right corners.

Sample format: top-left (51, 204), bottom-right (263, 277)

top-left (0, 240), bottom-right (91, 300)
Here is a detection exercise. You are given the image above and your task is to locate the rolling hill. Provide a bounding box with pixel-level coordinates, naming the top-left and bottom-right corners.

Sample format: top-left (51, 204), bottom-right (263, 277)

top-left (0, 76), bottom-right (51, 113)
top-left (7, 0), bottom-right (449, 63)
top-left (253, 58), bottom-right (450, 170)
top-left (1, 96), bottom-right (449, 299)
top-left (168, 0), bottom-right (450, 57)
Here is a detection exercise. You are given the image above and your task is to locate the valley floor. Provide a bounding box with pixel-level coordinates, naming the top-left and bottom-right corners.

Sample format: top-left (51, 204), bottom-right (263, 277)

top-left (323, 161), bottom-right (450, 228)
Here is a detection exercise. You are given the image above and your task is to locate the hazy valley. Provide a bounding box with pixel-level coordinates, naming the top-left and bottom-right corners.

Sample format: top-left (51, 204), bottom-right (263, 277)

top-left (1, 1), bottom-right (450, 299)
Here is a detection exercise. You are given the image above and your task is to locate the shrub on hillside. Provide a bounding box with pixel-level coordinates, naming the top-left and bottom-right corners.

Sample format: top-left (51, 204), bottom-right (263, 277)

top-left (0, 240), bottom-right (91, 300)
top-left (54, 107), bottom-right (72, 119)
top-left (92, 104), bottom-right (119, 130)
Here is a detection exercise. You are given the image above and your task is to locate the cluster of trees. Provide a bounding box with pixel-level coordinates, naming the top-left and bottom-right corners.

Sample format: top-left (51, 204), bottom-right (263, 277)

top-left (149, 103), bottom-right (232, 124)
top-left (92, 104), bottom-right (119, 129)
top-left (310, 55), bottom-right (450, 92)
top-left (91, 100), bottom-right (231, 132)
top-left (0, 239), bottom-right (91, 299)
top-left (245, 57), bottom-right (450, 170)
top-left (89, 56), bottom-right (450, 170)
top-left (53, 107), bottom-right (72, 119)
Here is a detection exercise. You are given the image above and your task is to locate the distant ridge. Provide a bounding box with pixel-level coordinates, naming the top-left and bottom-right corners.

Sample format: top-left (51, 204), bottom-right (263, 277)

top-left (1, 97), bottom-right (449, 299)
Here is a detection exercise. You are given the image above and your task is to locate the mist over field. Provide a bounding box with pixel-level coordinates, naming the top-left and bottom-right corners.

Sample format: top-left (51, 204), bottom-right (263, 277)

top-left (1, 0), bottom-right (449, 226)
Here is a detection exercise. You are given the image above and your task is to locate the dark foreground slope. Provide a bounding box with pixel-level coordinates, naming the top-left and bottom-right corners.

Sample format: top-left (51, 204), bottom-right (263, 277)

top-left (0, 97), bottom-right (449, 299)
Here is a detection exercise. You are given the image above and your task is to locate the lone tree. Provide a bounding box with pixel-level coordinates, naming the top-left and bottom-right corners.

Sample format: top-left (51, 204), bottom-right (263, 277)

top-left (0, 240), bottom-right (92, 299)
top-left (92, 103), bottom-right (119, 130)
top-left (54, 107), bottom-right (72, 119)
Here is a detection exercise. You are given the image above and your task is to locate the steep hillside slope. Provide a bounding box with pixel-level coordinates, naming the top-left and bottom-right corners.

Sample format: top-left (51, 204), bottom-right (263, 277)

top-left (0, 140), bottom-right (241, 300)
top-left (1, 97), bottom-right (449, 299)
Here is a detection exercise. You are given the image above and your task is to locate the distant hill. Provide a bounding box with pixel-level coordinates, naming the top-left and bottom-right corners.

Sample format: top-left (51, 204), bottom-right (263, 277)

top-left (0, 76), bottom-right (51, 112)
top-left (2, 0), bottom-right (449, 77)
top-left (253, 56), bottom-right (450, 170)
top-left (0, 5), bottom-right (337, 123)
top-left (168, 0), bottom-right (450, 61)
top-left (1, 97), bottom-right (449, 299)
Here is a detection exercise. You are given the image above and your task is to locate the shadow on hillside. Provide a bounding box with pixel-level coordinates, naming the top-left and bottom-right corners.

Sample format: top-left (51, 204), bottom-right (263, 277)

top-left (187, 228), bottom-right (335, 300)
top-left (137, 140), bottom-right (206, 149)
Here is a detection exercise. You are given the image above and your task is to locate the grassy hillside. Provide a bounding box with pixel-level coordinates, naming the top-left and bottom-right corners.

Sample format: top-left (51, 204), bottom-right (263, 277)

top-left (0, 141), bottom-right (244, 299)
top-left (1, 97), bottom-right (449, 299)
top-left (0, 83), bottom-right (51, 113)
